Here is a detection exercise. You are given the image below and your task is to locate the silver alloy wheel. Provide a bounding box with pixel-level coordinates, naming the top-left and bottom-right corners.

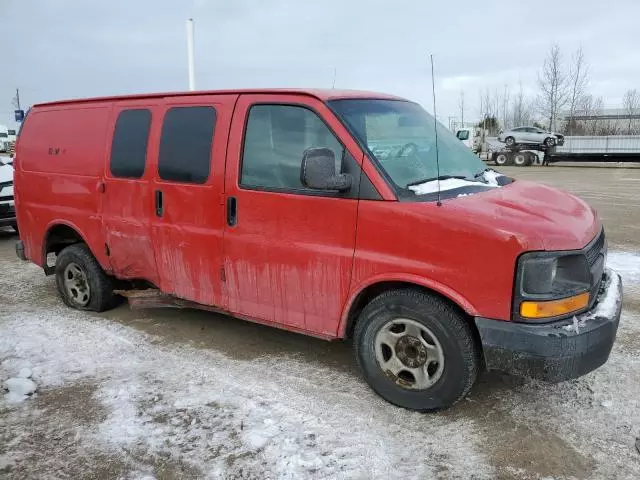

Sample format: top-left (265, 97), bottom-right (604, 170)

top-left (63, 262), bottom-right (91, 306)
top-left (505, 137), bottom-right (515, 146)
top-left (374, 318), bottom-right (445, 390)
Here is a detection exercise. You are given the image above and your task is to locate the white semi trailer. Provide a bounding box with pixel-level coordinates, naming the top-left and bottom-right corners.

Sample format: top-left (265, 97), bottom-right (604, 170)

top-left (456, 127), bottom-right (640, 166)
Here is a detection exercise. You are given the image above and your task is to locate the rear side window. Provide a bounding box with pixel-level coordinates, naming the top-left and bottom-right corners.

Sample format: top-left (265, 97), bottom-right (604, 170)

top-left (158, 106), bottom-right (216, 184)
top-left (110, 109), bottom-right (152, 179)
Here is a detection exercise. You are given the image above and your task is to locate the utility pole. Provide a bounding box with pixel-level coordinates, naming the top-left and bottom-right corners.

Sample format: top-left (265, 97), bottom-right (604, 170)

top-left (15, 88), bottom-right (21, 110)
top-left (186, 19), bottom-right (195, 91)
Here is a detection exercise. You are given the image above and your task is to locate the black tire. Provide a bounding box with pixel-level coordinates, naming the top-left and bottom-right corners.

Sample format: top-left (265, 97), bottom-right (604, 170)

top-left (513, 153), bottom-right (527, 166)
top-left (544, 137), bottom-right (555, 147)
top-left (505, 136), bottom-right (515, 147)
top-left (494, 153), bottom-right (512, 166)
top-left (55, 244), bottom-right (119, 312)
top-left (354, 289), bottom-right (481, 411)
top-left (525, 152), bottom-right (536, 166)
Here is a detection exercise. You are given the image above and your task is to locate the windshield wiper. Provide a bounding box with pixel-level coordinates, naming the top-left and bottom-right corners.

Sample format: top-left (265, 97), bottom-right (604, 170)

top-left (406, 175), bottom-right (468, 187)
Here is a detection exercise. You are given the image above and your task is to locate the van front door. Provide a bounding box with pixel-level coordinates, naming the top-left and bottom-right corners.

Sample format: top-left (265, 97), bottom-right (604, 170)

top-left (149, 95), bottom-right (236, 308)
top-left (223, 94), bottom-right (362, 336)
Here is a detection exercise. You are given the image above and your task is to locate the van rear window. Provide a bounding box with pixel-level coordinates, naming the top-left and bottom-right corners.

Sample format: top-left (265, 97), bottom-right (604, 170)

top-left (110, 109), bottom-right (152, 179)
top-left (158, 106), bottom-right (216, 184)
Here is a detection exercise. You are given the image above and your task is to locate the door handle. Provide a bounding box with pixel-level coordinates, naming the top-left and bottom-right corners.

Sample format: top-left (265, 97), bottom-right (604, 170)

top-left (227, 196), bottom-right (237, 226)
top-left (155, 190), bottom-right (164, 217)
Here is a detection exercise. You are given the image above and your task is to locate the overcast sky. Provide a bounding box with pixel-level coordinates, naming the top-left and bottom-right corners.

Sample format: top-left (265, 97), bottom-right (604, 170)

top-left (3, 0), bottom-right (640, 128)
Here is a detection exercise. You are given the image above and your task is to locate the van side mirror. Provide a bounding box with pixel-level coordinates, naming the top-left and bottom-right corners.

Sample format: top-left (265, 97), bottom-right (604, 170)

top-left (300, 147), bottom-right (352, 192)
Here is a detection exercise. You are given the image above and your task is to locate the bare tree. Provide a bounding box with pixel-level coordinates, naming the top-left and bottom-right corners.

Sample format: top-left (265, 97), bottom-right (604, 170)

top-left (537, 44), bottom-right (569, 131)
top-left (478, 89), bottom-right (485, 125)
top-left (500, 84), bottom-right (510, 130)
top-left (622, 89), bottom-right (640, 134)
top-left (478, 88), bottom-right (500, 134)
top-left (566, 46), bottom-right (589, 134)
top-left (492, 87), bottom-right (501, 126)
top-left (459, 91), bottom-right (465, 126)
top-left (592, 96), bottom-right (605, 135)
top-left (511, 80), bottom-right (532, 127)
top-left (580, 95), bottom-right (607, 135)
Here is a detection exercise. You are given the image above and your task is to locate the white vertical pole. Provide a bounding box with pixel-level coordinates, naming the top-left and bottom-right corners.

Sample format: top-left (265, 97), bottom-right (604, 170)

top-left (186, 19), bottom-right (195, 91)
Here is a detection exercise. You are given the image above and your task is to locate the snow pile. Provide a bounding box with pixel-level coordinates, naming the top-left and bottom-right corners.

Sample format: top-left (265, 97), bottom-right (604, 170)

top-left (2, 367), bottom-right (36, 403)
top-left (482, 169), bottom-right (506, 186)
top-left (607, 251), bottom-right (640, 285)
top-left (0, 304), bottom-right (488, 478)
top-left (408, 177), bottom-right (491, 195)
top-left (408, 169), bottom-right (506, 195)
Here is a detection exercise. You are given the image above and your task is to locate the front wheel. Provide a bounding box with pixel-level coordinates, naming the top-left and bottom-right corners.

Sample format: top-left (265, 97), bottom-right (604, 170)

top-left (494, 153), bottom-right (511, 166)
top-left (505, 136), bottom-right (515, 147)
top-left (544, 137), bottom-right (556, 147)
top-left (55, 244), bottom-right (120, 312)
top-left (354, 289), bottom-right (480, 411)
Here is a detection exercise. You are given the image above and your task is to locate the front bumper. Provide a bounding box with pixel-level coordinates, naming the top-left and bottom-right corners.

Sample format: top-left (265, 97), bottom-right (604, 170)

top-left (475, 268), bottom-right (622, 382)
top-left (0, 202), bottom-right (16, 227)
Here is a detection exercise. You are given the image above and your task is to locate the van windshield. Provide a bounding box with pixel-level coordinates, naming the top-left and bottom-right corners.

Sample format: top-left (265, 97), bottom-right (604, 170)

top-left (329, 99), bottom-right (494, 198)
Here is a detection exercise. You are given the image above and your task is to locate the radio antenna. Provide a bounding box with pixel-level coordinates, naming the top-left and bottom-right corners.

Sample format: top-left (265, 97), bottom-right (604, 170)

top-left (430, 54), bottom-right (442, 207)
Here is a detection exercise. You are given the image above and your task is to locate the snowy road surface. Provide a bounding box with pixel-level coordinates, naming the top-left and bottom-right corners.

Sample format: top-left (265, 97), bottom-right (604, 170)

top-left (1, 232), bottom-right (640, 478)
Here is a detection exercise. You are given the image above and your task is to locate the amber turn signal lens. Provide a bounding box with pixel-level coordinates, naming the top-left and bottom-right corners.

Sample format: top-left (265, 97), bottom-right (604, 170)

top-left (520, 292), bottom-right (589, 319)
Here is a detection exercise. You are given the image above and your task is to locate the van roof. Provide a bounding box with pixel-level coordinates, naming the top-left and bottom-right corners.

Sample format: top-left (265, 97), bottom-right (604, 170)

top-left (33, 88), bottom-right (407, 107)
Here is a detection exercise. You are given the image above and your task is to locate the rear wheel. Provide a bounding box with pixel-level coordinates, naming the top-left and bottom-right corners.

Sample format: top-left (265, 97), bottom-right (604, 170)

top-left (354, 289), bottom-right (480, 411)
top-left (525, 152), bottom-right (537, 166)
top-left (505, 136), bottom-right (515, 147)
top-left (513, 153), bottom-right (527, 166)
top-left (55, 244), bottom-right (120, 312)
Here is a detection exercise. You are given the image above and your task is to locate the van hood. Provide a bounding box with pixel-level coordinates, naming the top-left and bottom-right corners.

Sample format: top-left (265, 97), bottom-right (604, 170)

top-left (446, 179), bottom-right (600, 251)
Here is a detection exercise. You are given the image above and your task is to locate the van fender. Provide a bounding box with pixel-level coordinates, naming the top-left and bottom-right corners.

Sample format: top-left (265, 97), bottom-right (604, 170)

top-left (338, 273), bottom-right (479, 338)
top-left (41, 219), bottom-right (94, 271)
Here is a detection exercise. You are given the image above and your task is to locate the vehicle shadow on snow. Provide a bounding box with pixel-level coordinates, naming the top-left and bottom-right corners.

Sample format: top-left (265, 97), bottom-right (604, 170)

top-left (101, 303), bottom-right (360, 376)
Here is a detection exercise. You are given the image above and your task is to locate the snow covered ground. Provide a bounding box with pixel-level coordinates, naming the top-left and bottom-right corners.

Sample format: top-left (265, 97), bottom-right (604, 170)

top-left (1, 244), bottom-right (640, 479)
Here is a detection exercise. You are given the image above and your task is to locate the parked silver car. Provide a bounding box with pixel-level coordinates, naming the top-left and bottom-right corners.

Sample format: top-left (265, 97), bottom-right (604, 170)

top-left (497, 126), bottom-right (564, 147)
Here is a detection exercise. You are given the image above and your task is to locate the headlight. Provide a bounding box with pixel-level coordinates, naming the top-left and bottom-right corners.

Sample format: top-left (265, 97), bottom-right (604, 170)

top-left (515, 252), bottom-right (591, 321)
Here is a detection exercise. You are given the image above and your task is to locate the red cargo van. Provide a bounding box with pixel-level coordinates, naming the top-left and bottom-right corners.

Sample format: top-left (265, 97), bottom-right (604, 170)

top-left (14, 89), bottom-right (622, 410)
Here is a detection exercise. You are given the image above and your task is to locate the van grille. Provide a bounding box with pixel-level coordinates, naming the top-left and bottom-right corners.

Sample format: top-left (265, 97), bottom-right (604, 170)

top-left (585, 230), bottom-right (605, 266)
top-left (585, 230), bottom-right (606, 308)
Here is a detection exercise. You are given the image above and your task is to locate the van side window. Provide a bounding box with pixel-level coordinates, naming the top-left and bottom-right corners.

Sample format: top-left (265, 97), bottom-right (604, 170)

top-left (158, 106), bottom-right (216, 184)
top-left (241, 105), bottom-right (344, 190)
top-left (110, 109), bottom-right (152, 179)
